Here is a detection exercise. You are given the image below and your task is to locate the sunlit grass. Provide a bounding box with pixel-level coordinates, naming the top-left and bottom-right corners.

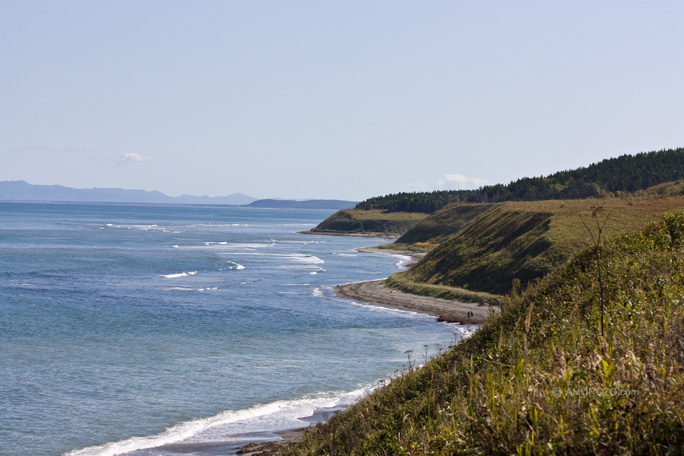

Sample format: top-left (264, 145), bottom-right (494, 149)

top-left (311, 209), bottom-right (428, 236)
top-left (283, 211), bottom-right (684, 455)
top-left (400, 195), bottom-right (684, 295)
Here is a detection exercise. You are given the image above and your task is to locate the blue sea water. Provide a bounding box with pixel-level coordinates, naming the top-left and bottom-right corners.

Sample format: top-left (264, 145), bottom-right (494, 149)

top-left (0, 203), bottom-right (472, 456)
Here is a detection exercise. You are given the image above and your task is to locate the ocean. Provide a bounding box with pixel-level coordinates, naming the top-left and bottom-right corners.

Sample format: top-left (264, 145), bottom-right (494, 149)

top-left (0, 202), bottom-right (473, 456)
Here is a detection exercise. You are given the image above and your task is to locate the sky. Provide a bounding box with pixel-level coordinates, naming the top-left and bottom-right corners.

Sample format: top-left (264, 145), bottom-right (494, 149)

top-left (1, 1), bottom-right (682, 201)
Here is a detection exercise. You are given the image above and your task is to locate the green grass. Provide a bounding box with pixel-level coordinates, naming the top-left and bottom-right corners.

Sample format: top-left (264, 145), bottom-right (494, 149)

top-left (282, 211), bottom-right (684, 455)
top-left (395, 203), bottom-right (494, 244)
top-left (400, 196), bottom-right (684, 295)
top-left (385, 274), bottom-right (500, 303)
top-left (311, 209), bottom-right (428, 236)
top-left (374, 242), bottom-right (435, 253)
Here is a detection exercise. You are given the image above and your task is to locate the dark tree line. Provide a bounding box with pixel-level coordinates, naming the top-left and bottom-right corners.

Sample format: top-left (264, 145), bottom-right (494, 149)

top-left (356, 147), bottom-right (684, 213)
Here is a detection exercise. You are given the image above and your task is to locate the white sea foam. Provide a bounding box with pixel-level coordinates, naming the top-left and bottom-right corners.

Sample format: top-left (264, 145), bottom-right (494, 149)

top-left (346, 300), bottom-right (423, 318)
top-left (451, 323), bottom-right (480, 339)
top-left (64, 388), bottom-right (373, 456)
top-left (220, 261), bottom-right (245, 270)
top-left (161, 271), bottom-right (198, 279)
top-left (104, 223), bottom-right (171, 232)
top-left (235, 253), bottom-right (323, 263)
top-left (393, 255), bottom-right (413, 270)
top-left (11, 281), bottom-right (39, 288)
top-left (203, 242), bottom-right (275, 250)
top-left (193, 223), bottom-right (249, 227)
top-left (171, 245), bottom-right (180, 249)
top-left (277, 265), bottom-right (324, 272)
top-left (287, 254), bottom-right (324, 264)
top-left (162, 273), bottom-right (187, 279)
top-left (167, 287), bottom-right (218, 292)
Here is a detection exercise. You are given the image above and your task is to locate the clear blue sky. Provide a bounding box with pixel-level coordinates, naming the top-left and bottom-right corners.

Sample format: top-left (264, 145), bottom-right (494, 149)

top-left (1, 1), bottom-right (682, 201)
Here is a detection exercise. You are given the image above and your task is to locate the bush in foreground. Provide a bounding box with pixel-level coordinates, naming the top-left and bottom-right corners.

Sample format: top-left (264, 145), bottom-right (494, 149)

top-left (283, 211), bottom-right (684, 455)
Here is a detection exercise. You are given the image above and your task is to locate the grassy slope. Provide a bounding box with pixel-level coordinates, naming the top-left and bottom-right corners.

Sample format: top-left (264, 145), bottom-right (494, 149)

top-left (394, 196), bottom-right (684, 295)
top-left (310, 209), bottom-right (428, 236)
top-left (284, 211), bottom-right (684, 455)
top-left (395, 203), bottom-right (494, 245)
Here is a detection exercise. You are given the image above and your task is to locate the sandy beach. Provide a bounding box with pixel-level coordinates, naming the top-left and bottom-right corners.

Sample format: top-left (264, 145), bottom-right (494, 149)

top-left (334, 279), bottom-right (494, 324)
top-left (334, 247), bottom-right (496, 324)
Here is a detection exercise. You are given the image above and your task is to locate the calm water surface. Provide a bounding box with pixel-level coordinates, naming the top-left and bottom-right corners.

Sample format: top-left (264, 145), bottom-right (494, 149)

top-left (0, 203), bottom-right (471, 456)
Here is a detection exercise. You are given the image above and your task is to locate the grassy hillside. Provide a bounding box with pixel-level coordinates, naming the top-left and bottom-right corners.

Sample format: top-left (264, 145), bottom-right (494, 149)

top-left (395, 203), bottom-right (494, 245)
top-left (310, 209), bottom-right (428, 237)
top-left (394, 196), bottom-right (684, 295)
top-left (284, 211), bottom-right (684, 455)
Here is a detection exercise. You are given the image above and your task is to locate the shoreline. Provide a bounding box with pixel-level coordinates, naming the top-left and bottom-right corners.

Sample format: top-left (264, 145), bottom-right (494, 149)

top-left (354, 246), bottom-right (426, 267)
top-left (157, 426), bottom-right (309, 456)
top-left (233, 244), bottom-right (492, 454)
top-left (234, 428), bottom-right (307, 455)
top-left (336, 246), bottom-right (495, 324)
top-left (334, 279), bottom-right (493, 324)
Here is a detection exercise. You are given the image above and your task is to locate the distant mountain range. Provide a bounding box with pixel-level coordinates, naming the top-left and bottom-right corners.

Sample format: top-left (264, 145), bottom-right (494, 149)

top-left (0, 180), bottom-right (357, 210)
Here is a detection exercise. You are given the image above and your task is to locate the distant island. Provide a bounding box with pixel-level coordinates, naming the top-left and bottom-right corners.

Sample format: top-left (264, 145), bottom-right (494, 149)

top-left (0, 180), bottom-right (357, 210)
top-left (246, 199), bottom-right (356, 210)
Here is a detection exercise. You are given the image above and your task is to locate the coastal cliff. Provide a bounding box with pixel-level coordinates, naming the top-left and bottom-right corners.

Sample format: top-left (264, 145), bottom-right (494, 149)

top-left (273, 148), bottom-right (684, 454)
top-left (308, 209), bottom-right (427, 237)
top-left (283, 210), bottom-right (684, 454)
top-left (391, 196), bottom-right (684, 295)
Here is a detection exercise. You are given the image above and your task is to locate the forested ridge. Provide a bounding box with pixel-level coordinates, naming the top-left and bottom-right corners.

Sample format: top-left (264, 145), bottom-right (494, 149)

top-left (357, 147), bottom-right (684, 213)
